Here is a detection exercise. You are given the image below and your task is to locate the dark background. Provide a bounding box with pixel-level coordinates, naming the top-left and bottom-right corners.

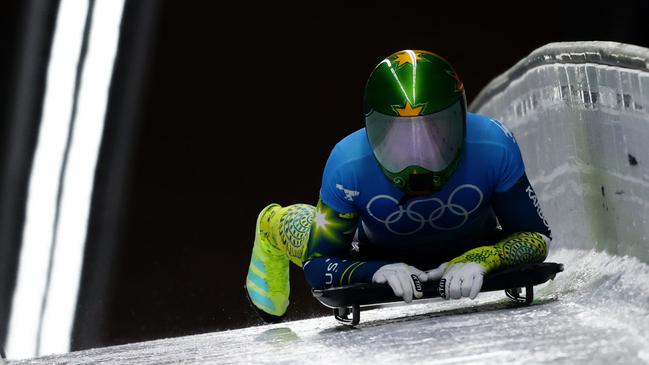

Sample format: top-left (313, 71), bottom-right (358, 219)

top-left (2, 0), bottom-right (649, 352)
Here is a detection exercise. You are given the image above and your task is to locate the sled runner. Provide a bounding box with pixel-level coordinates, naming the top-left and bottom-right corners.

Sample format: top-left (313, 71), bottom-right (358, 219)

top-left (312, 262), bottom-right (564, 325)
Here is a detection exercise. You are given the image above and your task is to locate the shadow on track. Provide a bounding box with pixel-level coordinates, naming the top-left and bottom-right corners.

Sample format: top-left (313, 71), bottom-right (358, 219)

top-left (318, 296), bottom-right (559, 334)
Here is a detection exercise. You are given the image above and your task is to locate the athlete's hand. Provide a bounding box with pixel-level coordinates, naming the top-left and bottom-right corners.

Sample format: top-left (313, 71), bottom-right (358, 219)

top-left (372, 263), bottom-right (427, 303)
top-left (426, 262), bottom-right (486, 300)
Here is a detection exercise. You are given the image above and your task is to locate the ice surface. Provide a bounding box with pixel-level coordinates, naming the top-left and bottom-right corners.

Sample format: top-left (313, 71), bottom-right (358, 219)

top-left (10, 249), bottom-right (649, 364)
top-left (10, 41), bottom-right (649, 365)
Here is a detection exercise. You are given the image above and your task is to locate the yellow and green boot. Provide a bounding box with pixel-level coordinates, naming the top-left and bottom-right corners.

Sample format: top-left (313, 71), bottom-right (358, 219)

top-left (245, 203), bottom-right (314, 322)
top-left (245, 204), bottom-right (290, 322)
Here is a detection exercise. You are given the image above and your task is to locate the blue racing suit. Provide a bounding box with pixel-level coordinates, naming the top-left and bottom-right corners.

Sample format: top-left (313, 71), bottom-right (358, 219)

top-left (302, 113), bottom-right (551, 289)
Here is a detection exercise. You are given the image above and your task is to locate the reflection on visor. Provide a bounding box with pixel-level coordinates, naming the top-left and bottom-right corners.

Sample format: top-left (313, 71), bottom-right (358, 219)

top-left (366, 101), bottom-right (464, 173)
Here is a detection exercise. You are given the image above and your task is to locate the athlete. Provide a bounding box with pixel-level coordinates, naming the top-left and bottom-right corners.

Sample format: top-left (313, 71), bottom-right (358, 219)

top-left (245, 50), bottom-right (552, 322)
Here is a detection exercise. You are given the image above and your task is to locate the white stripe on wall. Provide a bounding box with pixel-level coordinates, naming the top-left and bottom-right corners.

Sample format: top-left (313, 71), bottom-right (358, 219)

top-left (6, 0), bottom-right (125, 359)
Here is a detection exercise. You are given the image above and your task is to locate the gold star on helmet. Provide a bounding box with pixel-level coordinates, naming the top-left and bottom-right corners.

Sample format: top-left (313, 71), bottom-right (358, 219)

top-left (395, 101), bottom-right (424, 116)
top-left (392, 50), bottom-right (424, 67)
top-left (414, 50), bottom-right (442, 60)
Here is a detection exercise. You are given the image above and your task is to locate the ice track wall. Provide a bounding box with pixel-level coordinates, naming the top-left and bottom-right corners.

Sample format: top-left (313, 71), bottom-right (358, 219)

top-left (470, 41), bottom-right (649, 263)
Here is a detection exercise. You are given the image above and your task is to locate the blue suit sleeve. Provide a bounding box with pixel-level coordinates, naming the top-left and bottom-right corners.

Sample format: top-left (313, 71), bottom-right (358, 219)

top-left (306, 140), bottom-right (393, 289)
top-left (301, 199), bottom-right (389, 289)
top-left (491, 173), bottom-right (552, 239)
top-left (303, 258), bottom-right (387, 290)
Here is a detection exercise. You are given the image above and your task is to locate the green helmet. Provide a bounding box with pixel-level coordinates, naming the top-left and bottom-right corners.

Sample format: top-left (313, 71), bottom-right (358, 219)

top-left (364, 50), bottom-right (467, 195)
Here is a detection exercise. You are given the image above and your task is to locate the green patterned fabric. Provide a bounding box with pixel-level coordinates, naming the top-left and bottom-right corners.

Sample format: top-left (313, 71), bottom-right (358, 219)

top-left (258, 200), bottom-right (359, 267)
top-left (304, 199), bottom-right (359, 262)
top-left (448, 232), bottom-right (548, 273)
top-left (278, 204), bottom-right (314, 265)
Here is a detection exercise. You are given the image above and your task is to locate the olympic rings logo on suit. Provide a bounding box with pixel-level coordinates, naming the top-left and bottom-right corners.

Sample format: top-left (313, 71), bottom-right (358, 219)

top-left (366, 184), bottom-right (484, 235)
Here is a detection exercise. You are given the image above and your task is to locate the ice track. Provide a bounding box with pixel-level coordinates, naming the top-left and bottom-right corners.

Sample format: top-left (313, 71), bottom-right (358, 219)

top-left (11, 248), bottom-right (649, 364)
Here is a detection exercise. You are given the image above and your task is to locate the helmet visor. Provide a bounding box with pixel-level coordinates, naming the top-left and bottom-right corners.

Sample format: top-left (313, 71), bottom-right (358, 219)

top-left (366, 100), bottom-right (464, 173)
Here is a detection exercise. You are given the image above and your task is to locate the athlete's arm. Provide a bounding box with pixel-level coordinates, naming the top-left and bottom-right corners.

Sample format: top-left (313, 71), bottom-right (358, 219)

top-left (443, 173), bottom-right (551, 274)
top-left (450, 119), bottom-right (552, 273)
top-left (426, 173), bottom-right (551, 299)
top-left (302, 199), bottom-right (388, 289)
top-left (442, 231), bottom-right (548, 273)
top-left (304, 141), bottom-right (392, 289)
top-left (426, 116), bottom-right (553, 298)
top-left (303, 199), bottom-right (423, 301)
top-left (492, 173), bottom-right (552, 240)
